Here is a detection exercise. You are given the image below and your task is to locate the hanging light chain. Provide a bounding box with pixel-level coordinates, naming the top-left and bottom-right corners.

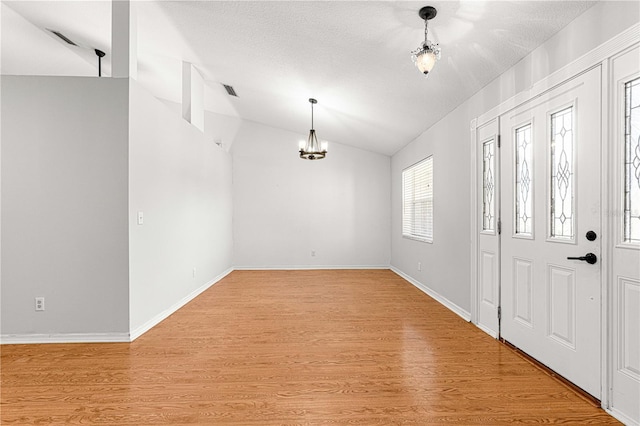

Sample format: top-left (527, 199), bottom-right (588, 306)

top-left (424, 17), bottom-right (429, 44)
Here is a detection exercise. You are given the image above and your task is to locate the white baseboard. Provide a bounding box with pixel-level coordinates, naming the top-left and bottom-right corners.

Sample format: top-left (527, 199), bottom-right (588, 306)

top-left (0, 332), bottom-right (130, 345)
top-left (476, 323), bottom-right (499, 339)
top-left (233, 265), bottom-right (390, 270)
top-left (129, 267), bottom-right (233, 341)
top-left (390, 266), bottom-right (471, 322)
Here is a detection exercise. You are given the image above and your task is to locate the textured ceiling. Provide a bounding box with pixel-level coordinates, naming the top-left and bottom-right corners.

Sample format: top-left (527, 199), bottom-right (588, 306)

top-left (2, 1), bottom-right (596, 155)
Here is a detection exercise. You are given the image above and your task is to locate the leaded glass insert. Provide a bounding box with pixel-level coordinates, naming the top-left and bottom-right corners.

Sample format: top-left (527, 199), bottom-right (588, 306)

top-left (482, 139), bottom-right (495, 231)
top-left (515, 124), bottom-right (533, 235)
top-left (550, 107), bottom-right (574, 239)
top-left (624, 77), bottom-right (640, 244)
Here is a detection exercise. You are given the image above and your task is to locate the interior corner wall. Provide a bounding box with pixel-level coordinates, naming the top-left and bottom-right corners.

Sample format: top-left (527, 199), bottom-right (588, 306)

top-left (232, 121), bottom-right (391, 269)
top-left (128, 80), bottom-right (233, 334)
top-left (0, 2), bottom-right (98, 77)
top-left (1, 76), bottom-right (130, 337)
top-left (390, 0), bottom-right (640, 314)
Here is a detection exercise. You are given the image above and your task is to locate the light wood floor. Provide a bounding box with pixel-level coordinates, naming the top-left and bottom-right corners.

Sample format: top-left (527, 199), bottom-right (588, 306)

top-left (1, 270), bottom-right (619, 424)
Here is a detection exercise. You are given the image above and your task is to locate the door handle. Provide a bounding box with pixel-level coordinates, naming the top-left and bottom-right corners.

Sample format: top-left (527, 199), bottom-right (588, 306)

top-left (567, 253), bottom-right (597, 264)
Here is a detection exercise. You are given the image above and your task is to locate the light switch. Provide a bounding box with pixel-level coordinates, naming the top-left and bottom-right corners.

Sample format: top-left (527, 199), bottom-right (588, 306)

top-left (137, 211), bottom-right (144, 225)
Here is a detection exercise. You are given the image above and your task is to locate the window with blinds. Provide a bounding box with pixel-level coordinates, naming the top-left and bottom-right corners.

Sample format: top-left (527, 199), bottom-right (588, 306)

top-left (402, 156), bottom-right (433, 242)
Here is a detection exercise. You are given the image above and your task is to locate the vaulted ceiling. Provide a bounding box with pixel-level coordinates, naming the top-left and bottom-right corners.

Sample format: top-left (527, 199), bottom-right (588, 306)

top-left (2, 1), bottom-right (596, 155)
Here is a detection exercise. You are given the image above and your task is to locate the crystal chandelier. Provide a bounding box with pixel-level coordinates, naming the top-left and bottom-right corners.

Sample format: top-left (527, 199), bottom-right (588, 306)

top-left (411, 6), bottom-right (441, 76)
top-left (299, 98), bottom-right (327, 160)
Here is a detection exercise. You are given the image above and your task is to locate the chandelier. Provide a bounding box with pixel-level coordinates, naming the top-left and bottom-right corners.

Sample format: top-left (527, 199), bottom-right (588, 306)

top-left (411, 6), bottom-right (441, 76)
top-left (299, 98), bottom-right (327, 160)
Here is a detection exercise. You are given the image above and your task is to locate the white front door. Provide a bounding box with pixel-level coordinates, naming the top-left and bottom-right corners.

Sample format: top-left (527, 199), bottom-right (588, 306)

top-left (610, 44), bottom-right (640, 425)
top-left (499, 66), bottom-right (602, 398)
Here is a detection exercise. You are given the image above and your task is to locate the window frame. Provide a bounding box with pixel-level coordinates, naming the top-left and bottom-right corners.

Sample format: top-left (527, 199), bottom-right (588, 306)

top-left (402, 156), bottom-right (434, 243)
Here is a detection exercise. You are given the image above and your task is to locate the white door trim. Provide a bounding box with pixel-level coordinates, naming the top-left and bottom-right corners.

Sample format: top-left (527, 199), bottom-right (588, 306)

top-left (470, 118), bottom-right (479, 325)
top-left (600, 53), bottom-right (611, 416)
top-left (470, 22), bottom-right (640, 413)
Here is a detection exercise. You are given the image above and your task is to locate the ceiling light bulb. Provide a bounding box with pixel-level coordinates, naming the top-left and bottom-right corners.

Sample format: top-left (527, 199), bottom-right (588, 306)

top-left (416, 49), bottom-right (437, 74)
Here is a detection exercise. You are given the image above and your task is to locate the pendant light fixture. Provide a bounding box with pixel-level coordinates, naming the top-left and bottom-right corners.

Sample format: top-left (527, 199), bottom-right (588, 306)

top-left (411, 6), bottom-right (441, 76)
top-left (95, 49), bottom-right (106, 77)
top-left (48, 30), bottom-right (107, 78)
top-left (299, 98), bottom-right (327, 160)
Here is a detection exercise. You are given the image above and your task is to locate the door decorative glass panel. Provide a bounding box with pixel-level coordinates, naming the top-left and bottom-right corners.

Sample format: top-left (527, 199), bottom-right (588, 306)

top-left (482, 139), bottom-right (495, 231)
top-left (624, 77), bottom-right (640, 244)
top-left (515, 124), bottom-right (533, 236)
top-left (550, 107), bottom-right (574, 239)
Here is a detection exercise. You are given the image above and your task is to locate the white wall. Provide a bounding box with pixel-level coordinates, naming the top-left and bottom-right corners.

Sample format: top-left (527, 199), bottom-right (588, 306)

top-left (391, 115), bottom-right (472, 312)
top-left (391, 1), bottom-right (640, 314)
top-left (0, 75), bottom-right (235, 340)
top-left (1, 76), bottom-right (130, 337)
top-left (159, 98), bottom-right (242, 154)
top-left (128, 80), bottom-right (233, 334)
top-left (0, 2), bottom-right (100, 77)
top-left (232, 121), bottom-right (390, 268)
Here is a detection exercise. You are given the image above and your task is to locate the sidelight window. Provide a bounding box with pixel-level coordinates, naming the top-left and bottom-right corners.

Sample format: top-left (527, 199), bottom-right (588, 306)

top-left (624, 77), bottom-right (640, 244)
top-left (482, 139), bottom-right (495, 232)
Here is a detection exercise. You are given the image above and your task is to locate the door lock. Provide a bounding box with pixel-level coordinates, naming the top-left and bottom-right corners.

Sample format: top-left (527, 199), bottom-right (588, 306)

top-left (567, 253), bottom-right (597, 264)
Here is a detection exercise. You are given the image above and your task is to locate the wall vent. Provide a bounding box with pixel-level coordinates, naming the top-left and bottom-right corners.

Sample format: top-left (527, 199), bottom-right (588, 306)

top-left (48, 30), bottom-right (77, 46)
top-left (223, 84), bottom-right (238, 97)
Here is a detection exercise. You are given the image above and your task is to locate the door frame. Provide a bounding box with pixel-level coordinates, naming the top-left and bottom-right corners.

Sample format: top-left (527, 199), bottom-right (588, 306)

top-left (470, 23), bottom-right (640, 416)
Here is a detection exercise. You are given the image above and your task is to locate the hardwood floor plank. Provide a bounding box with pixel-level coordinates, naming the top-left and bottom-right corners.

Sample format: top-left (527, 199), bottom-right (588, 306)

top-left (1, 270), bottom-right (619, 424)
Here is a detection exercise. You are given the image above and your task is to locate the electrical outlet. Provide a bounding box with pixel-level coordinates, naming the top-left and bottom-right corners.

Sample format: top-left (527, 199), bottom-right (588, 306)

top-left (137, 211), bottom-right (144, 225)
top-left (311, 250), bottom-right (316, 257)
top-left (418, 262), bottom-right (422, 271)
top-left (192, 267), bottom-right (197, 278)
top-left (35, 297), bottom-right (45, 311)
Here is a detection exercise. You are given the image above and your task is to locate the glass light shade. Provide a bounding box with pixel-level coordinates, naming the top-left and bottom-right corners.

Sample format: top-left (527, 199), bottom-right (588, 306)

top-left (416, 50), bottom-right (437, 74)
top-left (411, 40), bottom-right (441, 76)
top-left (321, 141), bottom-right (328, 152)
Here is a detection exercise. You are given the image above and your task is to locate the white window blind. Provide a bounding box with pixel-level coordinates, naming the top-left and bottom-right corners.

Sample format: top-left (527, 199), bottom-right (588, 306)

top-left (402, 156), bottom-right (433, 242)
